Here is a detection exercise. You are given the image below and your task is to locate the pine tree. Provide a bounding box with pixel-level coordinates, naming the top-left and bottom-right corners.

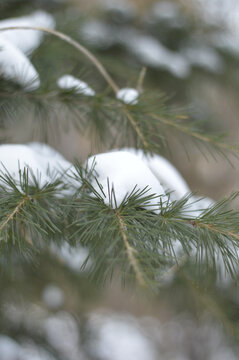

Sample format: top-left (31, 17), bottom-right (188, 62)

top-left (1, 1), bottom-right (239, 359)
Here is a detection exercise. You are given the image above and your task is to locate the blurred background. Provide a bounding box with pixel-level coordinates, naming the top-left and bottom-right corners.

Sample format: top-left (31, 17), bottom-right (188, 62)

top-left (1, 0), bottom-right (239, 359)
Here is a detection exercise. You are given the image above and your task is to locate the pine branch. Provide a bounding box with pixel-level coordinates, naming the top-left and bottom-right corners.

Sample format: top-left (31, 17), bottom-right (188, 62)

top-left (122, 107), bottom-right (150, 150)
top-left (0, 160), bottom-right (238, 289)
top-left (0, 27), bottom-right (239, 286)
top-left (190, 220), bottom-right (239, 242)
top-left (0, 168), bottom-right (67, 255)
top-left (65, 168), bottom-right (239, 286)
top-left (2, 26), bottom-right (237, 159)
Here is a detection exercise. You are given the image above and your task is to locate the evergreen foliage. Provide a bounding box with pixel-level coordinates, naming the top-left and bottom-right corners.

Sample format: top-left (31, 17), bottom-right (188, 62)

top-left (1, 1), bottom-right (239, 359)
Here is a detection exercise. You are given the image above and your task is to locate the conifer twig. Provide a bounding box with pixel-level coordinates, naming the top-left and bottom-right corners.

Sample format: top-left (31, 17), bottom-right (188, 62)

top-left (0, 26), bottom-right (150, 151)
top-left (123, 108), bottom-right (149, 150)
top-left (0, 196), bottom-right (28, 233)
top-left (189, 220), bottom-right (239, 241)
top-left (116, 212), bottom-right (146, 287)
top-left (136, 67), bottom-right (147, 92)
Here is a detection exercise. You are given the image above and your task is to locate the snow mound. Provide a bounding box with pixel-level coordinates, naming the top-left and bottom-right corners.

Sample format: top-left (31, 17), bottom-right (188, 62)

top-left (87, 312), bottom-right (157, 360)
top-left (86, 151), bottom-right (166, 212)
top-left (0, 10), bottom-right (55, 55)
top-left (116, 88), bottom-right (139, 104)
top-left (57, 75), bottom-right (96, 96)
top-left (0, 143), bottom-right (72, 188)
top-left (0, 36), bottom-right (40, 90)
top-left (122, 148), bottom-right (190, 200)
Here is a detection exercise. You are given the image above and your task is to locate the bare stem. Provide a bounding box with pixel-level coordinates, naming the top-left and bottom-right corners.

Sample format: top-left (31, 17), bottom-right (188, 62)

top-left (136, 66), bottom-right (147, 92)
top-left (116, 212), bottom-right (146, 287)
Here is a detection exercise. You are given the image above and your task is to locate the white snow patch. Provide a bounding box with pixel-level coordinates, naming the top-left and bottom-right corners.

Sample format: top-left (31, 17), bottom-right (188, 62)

top-left (210, 32), bottom-right (239, 56)
top-left (44, 312), bottom-right (80, 359)
top-left (103, 0), bottom-right (136, 22)
top-left (0, 143), bottom-right (48, 185)
top-left (28, 142), bottom-right (72, 175)
top-left (0, 36), bottom-right (40, 90)
top-left (19, 343), bottom-right (56, 360)
top-left (80, 20), bottom-right (115, 49)
top-left (0, 10), bottom-right (55, 55)
top-left (52, 242), bottom-right (91, 272)
top-left (0, 143), bottom-right (72, 188)
top-left (42, 284), bottom-right (65, 310)
top-left (57, 74), bottom-right (95, 96)
top-left (183, 45), bottom-right (224, 73)
top-left (186, 195), bottom-right (214, 217)
top-left (0, 336), bottom-right (21, 360)
top-left (122, 148), bottom-right (190, 200)
top-left (116, 88), bottom-right (139, 104)
top-left (80, 22), bottom-right (190, 78)
top-left (195, 0), bottom-right (239, 28)
top-left (152, 1), bottom-right (181, 20)
top-left (194, 0), bottom-right (239, 59)
top-left (149, 0), bottom-right (186, 28)
top-left (120, 149), bottom-right (215, 216)
top-left (123, 33), bottom-right (190, 78)
top-left (86, 151), bottom-right (166, 212)
top-left (87, 312), bottom-right (157, 360)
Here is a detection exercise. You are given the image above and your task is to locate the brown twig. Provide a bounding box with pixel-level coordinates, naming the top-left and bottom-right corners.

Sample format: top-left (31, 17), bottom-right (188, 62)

top-left (116, 212), bottom-right (146, 287)
top-left (123, 108), bottom-right (149, 150)
top-left (136, 66), bottom-right (147, 92)
top-left (0, 197), bottom-right (28, 232)
top-left (189, 220), bottom-right (239, 241)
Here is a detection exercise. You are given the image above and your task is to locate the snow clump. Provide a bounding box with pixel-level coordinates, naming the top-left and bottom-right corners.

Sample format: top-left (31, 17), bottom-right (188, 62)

top-left (0, 143), bottom-right (72, 188)
top-left (86, 151), bottom-right (166, 212)
top-left (0, 36), bottom-right (40, 90)
top-left (116, 88), bottom-right (139, 104)
top-left (0, 10), bottom-right (55, 55)
top-left (0, 10), bottom-right (55, 90)
top-left (57, 75), bottom-right (96, 96)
